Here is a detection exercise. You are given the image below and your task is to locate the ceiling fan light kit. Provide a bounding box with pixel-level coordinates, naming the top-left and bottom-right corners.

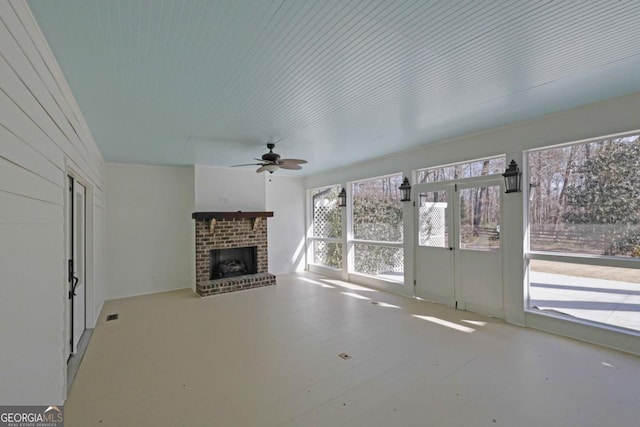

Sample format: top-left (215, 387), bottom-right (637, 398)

top-left (231, 143), bottom-right (307, 174)
top-left (260, 164), bottom-right (279, 173)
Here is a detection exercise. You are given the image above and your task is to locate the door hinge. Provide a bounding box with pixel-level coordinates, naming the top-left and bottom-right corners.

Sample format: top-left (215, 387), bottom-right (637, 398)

top-left (68, 259), bottom-right (73, 283)
top-left (413, 279), bottom-right (416, 286)
top-left (455, 300), bottom-right (458, 309)
top-left (413, 201), bottom-right (416, 207)
top-left (454, 184), bottom-right (458, 191)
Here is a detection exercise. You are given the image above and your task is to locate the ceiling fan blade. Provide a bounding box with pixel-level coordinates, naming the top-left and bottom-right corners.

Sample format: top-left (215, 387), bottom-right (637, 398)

top-left (231, 163), bottom-right (264, 167)
top-left (279, 163), bottom-right (302, 170)
top-left (279, 158), bottom-right (307, 165)
top-left (235, 144), bottom-right (304, 172)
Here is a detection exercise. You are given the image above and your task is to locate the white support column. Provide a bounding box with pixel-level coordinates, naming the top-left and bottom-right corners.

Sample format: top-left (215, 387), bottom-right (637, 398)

top-left (502, 151), bottom-right (526, 325)
top-left (402, 170), bottom-right (415, 297)
top-left (343, 182), bottom-right (352, 281)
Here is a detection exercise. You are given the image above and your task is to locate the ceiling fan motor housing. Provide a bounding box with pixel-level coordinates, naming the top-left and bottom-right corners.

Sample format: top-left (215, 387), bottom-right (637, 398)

top-left (262, 143), bottom-right (281, 163)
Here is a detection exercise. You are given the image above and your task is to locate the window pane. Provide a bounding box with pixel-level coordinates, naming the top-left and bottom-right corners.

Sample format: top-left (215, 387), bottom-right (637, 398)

top-left (312, 186), bottom-right (342, 238)
top-left (529, 259), bottom-right (640, 332)
top-left (418, 191), bottom-right (448, 247)
top-left (313, 241), bottom-right (342, 268)
top-left (352, 174), bottom-right (403, 242)
top-left (528, 135), bottom-right (640, 256)
top-left (459, 186), bottom-right (500, 251)
top-left (417, 156), bottom-right (505, 184)
top-left (353, 243), bottom-right (404, 282)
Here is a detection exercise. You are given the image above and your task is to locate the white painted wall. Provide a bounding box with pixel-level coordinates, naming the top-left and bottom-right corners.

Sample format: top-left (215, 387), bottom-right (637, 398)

top-left (194, 165), bottom-right (266, 211)
top-left (104, 165), bottom-right (305, 300)
top-left (0, 2), bottom-right (106, 404)
top-left (266, 175), bottom-right (306, 274)
top-left (195, 165), bottom-right (306, 275)
top-left (106, 164), bottom-right (194, 299)
top-left (306, 91), bottom-right (640, 355)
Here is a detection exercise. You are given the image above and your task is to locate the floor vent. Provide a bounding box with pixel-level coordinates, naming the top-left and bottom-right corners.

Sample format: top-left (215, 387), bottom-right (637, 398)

top-left (106, 313), bottom-right (119, 321)
top-left (338, 353), bottom-right (351, 360)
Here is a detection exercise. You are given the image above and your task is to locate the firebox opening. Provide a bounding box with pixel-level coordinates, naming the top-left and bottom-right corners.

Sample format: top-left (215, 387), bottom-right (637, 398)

top-left (210, 246), bottom-right (258, 279)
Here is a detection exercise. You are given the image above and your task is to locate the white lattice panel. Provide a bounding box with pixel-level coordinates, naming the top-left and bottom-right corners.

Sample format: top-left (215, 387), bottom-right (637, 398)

top-left (314, 206), bottom-right (341, 238)
top-left (419, 203), bottom-right (447, 247)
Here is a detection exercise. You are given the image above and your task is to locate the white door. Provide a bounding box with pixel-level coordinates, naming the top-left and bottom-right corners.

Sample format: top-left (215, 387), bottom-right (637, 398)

top-left (455, 179), bottom-right (503, 318)
top-left (414, 183), bottom-right (455, 306)
top-left (70, 179), bottom-right (86, 354)
top-left (414, 178), bottom-right (504, 318)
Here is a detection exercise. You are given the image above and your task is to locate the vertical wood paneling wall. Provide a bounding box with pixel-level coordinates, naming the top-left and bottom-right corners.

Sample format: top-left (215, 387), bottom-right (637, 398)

top-left (0, 1), bottom-right (105, 404)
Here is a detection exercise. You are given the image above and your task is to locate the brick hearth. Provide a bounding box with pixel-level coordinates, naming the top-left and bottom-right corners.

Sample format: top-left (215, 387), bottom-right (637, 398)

top-left (193, 212), bottom-right (276, 296)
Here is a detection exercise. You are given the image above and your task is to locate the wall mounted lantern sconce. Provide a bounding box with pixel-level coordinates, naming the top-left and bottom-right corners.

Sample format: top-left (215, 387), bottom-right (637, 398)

top-left (502, 160), bottom-right (522, 193)
top-left (399, 177), bottom-right (412, 202)
top-left (338, 188), bottom-right (347, 207)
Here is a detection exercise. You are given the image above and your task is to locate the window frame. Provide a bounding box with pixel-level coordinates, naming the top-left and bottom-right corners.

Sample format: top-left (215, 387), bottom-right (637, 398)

top-left (524, 131), bottom-right (640, 333)
top-left (348, 172), bottom-right (405, 283)
top-left (415, 155), bottom-right (506, 184)
top-left (525, 131), bottom-right (640, 269)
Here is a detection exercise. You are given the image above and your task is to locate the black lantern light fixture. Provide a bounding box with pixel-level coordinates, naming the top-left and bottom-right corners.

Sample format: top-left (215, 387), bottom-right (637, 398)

top-left (502, 159), bottom-right (522, 193)
top-left (399, 177), bottom-right (412, 202)
top-left (338, 188), bottom-right (347, 207)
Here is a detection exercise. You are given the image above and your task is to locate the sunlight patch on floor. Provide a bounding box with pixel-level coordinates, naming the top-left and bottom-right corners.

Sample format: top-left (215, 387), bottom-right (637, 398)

top-left (460, 319), bottom-right (487, 326)
top-left (297, 277), bottom-right (335, 288)
top-left (321, 279), bottom-right (378, 292)
top-left (412, 315), bottom-right (476, 333)
top-left (341, 292), bottom-right (371, 300)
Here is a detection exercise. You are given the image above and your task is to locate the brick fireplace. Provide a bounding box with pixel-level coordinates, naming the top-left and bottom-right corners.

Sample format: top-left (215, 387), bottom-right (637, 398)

top-left (192, 211), bottom-right (276, 296)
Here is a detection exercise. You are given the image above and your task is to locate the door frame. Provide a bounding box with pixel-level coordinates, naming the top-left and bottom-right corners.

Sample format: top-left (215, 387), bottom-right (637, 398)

top-left (63, 167), bottom-right (95, 365)
top-left (70, 179), bottom-right (86, 354)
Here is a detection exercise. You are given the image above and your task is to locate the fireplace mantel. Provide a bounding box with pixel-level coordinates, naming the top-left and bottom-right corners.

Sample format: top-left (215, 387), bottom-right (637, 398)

top-left (192, 211), bottom-right (274, 233)
top-left (191, 211), bottom-right (273, 221)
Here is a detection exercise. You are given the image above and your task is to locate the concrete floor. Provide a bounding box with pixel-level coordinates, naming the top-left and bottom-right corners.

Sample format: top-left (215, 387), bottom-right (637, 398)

top-left (530, 271), bottom-right (640, 332)
top-left (65, 272), bottom-right (640, 426)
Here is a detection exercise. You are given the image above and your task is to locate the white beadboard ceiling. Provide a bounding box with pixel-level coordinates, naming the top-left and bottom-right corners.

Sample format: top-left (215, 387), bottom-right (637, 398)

top-left (27, 0), bottom-right (640, 175)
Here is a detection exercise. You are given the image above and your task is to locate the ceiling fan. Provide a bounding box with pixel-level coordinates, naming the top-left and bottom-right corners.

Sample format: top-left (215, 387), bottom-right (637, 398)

top-left (231, 143), bottom-right (307, 173)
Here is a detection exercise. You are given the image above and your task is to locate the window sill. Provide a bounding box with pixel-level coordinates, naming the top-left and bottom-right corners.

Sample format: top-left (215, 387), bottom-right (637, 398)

top-left (524, 308), bottom-right (640, 356)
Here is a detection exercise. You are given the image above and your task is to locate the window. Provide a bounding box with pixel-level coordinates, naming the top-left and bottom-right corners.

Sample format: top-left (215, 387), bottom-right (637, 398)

top-left (527, 133), bottom-right (640, 333)
top-left (529, 135), bottom-right (640, 256)
top-left (309, 186), bottom-right (342, 269)
top-left (458, 185), bottom-right (501, 251)
top-left (351, 174), bottom-right (404, 282)
top-left (416, 156), bottom-right (505, 184)
top-left (417, 190), bottom-right (449, 248)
